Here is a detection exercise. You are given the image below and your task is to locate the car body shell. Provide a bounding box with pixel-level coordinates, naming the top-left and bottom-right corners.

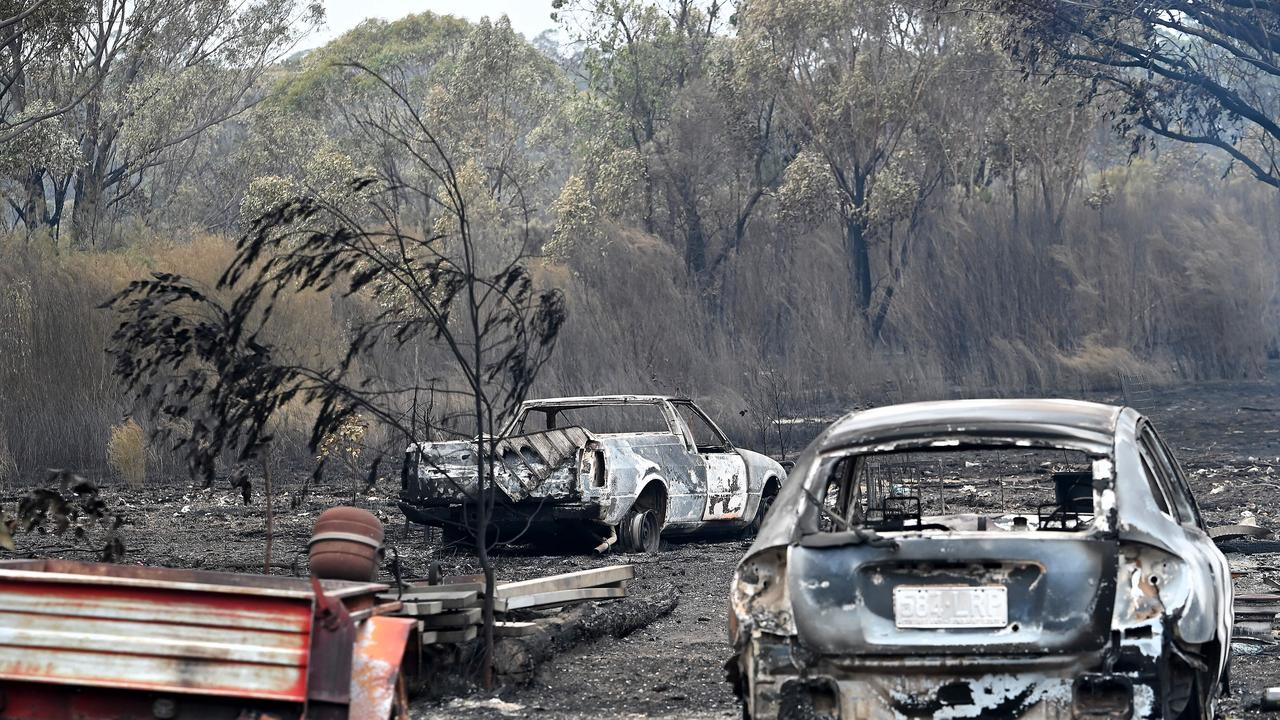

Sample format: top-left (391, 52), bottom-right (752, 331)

top-left (399, 395), bottom-right (787, 538)
top-left (730, 399), bottom-right (1231, 720)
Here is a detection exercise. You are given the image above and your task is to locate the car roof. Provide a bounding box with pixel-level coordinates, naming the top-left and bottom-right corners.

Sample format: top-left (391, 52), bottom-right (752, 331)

top-left (817, 398), bottom-right (1125, 454)
top-left (522, 395), bottom-right (687, 408)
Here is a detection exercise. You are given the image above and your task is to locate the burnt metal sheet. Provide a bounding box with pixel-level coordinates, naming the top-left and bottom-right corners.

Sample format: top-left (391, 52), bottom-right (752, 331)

top-left (494, 426), bottom-right (592, 497)
top-left (0, 578), bottom-right (313, 701)
top-left (349, 616), bottom-right (414, 720)
top-left (0, 560), bottom-right (389, 705)
top-left (406, 428), bottom-right (593, 504)
top-left (814, 399), bottom-right (1122, 454)
top-left (787, 535), bottom-right (1118, 656)
top-left (0, 559), bottom-right (384, 600)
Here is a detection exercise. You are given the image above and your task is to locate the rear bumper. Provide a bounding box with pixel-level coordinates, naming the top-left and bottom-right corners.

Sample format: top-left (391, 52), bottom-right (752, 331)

top-left (741, 641), bottom-right (1155, 719)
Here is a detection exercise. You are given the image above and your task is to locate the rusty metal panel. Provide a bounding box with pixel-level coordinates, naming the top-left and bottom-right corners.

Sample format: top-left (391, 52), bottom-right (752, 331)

top-left (0, 559), bottom-right (384, 600)
top-left (0, 561), bottom-right (387, 705)
top-left (0, 581), bottom-right (310, 632)
top-left (0, 578), bottom-right (312, 701)
top-left (349, 616), bottom-right (414, 720)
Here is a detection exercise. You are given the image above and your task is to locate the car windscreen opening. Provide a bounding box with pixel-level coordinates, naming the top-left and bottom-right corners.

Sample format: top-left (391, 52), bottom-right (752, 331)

top-left (815, 447), bottom-right (1099, 533)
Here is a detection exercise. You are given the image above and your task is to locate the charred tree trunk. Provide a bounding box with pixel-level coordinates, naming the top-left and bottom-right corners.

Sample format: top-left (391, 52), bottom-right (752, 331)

top-left (846, 215), bottom-right (872, 317)
top-left (491, 583), bottom-right (680, 683)
top-left (679, 178), bottom-right (707, 278)
top-left (262, 458), bottom-right (274, 574)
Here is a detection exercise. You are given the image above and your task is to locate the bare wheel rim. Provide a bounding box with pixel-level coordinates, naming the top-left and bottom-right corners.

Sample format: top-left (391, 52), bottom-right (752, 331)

top-left (630, 508), bottom-right (660, 553)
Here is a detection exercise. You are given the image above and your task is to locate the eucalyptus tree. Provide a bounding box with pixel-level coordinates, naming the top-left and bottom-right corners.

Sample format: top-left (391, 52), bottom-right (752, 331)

top-left (736, 0), bottom-right (950, 338)
top-left (4, 0), bottom-right (322, 243)
top-left (554, 0), bottom-right (744, 278)
top-left (259, 14), bottom-right (570, 256)
top-left (987, 0), bottom-right (1280, 189)
top-left (1, 0), bottom-right (119, 231)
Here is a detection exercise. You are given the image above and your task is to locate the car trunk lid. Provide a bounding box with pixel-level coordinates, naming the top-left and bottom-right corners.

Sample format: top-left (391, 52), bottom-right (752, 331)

top-left (787, 532), bottom-right (1118, 657)
top-left (403, 426), bottom-right (593, 503)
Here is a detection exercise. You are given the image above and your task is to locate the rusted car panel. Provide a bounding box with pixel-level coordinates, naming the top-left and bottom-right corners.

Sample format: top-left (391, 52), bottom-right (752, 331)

top-left (729, 399), bottom-right (1231, 720)
top-left (349, 615), bottom-right (415, 720)
top-left (0, 559), bottom-right (410, 719)
top-left (400, 395), bottom-right (786, 551)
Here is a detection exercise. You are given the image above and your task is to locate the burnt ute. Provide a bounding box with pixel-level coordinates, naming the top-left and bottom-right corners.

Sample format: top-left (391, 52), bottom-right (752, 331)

top-left (729, 399), bottom-right (1231, 720)
top-left (399, 395), bottom-right (787, 553)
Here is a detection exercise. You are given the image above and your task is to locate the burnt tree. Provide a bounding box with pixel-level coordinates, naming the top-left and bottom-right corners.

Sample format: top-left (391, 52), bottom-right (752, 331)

top-left (103, 64), bottom-right (566, 687)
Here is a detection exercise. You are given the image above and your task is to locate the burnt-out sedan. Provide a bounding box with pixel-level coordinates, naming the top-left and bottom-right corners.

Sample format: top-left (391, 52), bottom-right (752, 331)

top-left (729, 399), bottom-right (1231, 720)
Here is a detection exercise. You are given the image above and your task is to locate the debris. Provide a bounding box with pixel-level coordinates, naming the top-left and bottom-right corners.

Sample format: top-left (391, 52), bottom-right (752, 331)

top-left (504, 586), bottom-right (626, 611)
top-left (1211, 524), bottom-right (1272, 542)
top-left (495, 565), bottom-right (634, 599)
top-left (382, 564), bottom-right (635, 653)
top-left (1234, 593), bottom-right (1280, 639)
top-left (426, 626), bottom-right (478, 644)
top-left (400, 600), bottom-right (443, 616)
top-left (444, 698), bottom-right (525, 715)
top-left (491, 582), bottom-right (679, 683)
top-left (493, 621), bottom-right (540, 638)
top-left (420, 607), bottom-right (481, 629)
top-left (385, 588), bottom-right (478, 609)
top-left (1262, 687), bottom-right (1280, 711)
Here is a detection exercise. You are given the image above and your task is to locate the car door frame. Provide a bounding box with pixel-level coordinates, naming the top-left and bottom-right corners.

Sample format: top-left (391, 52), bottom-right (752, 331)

top-left (1135, 420), bottom-right (1233, 679)
top-left (669, 401), bottom-right (750, 521)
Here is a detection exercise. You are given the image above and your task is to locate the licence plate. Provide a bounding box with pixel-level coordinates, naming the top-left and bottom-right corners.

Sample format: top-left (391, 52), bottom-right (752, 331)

top-left (893, 585), bottom-right (1008, 628)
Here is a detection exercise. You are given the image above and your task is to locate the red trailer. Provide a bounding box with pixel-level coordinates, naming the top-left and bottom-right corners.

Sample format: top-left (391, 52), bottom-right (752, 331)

top-left (0, 559), bottom-right (414, 720)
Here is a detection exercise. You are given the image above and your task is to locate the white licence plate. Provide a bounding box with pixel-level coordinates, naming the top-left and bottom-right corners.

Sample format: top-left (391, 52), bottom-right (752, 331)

top-left (893, 585), bottom-right (1008, 628)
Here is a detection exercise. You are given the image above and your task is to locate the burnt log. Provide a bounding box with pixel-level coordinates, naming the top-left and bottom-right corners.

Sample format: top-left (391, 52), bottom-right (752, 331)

top-left (491, 582), bottom-right (679, 683)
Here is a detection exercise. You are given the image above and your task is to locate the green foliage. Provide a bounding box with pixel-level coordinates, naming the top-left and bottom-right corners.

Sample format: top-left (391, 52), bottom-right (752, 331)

top-left (548, 175), bottom-right (603, 261)
top-left (775, 151), bottom-right (837, 230)
top-left (273, 11), bottom-right (472, 112)
top-left (2, 0), bottom-right (323, 243)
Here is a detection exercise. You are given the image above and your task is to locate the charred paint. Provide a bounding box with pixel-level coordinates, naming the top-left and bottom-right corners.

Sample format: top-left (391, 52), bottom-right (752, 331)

top-left (730, 399), bottom-right (1231, 720)
top-left (401, 395), bottom-right (785, 541)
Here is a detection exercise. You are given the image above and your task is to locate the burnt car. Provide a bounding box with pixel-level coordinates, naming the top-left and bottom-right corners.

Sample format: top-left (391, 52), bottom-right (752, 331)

top-left (728, 399), bottom-right (1231, 719)
top-left (400, 395), bottom-right (786, 553)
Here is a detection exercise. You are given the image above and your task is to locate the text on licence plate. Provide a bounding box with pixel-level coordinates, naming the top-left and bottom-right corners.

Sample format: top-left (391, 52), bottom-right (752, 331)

top-left (893, 585), bottom-right (1008, 628)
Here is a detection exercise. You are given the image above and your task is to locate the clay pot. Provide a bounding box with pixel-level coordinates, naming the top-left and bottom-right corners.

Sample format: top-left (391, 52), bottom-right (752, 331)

top-left (308, 506), bottom-right (385, 581)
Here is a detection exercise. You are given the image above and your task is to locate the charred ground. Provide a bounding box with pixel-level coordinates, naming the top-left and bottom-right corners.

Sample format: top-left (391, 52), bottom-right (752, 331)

top-left (9, 372), bottom-right (1280, 718)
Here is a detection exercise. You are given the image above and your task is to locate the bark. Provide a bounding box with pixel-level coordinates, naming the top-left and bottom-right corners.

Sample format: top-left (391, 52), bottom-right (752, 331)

top-left (678, 176), bottom-right (707, 276)
top-left (847, 214), bottom-right (873, 315)
top-left (491, 582), bottom-right (680, 683)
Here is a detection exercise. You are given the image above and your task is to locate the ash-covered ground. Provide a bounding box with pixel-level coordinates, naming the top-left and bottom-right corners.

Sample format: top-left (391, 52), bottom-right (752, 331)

top-left (10, 372), bottom-right (1280, 718)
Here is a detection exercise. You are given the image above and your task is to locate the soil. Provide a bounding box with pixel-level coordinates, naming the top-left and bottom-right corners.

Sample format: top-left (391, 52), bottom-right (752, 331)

top-left (10, 371), bottom-right (1280, 718)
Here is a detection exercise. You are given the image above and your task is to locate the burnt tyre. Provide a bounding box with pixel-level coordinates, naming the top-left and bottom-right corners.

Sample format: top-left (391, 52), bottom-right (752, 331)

top-left (744, 480), bottom-right (780, 538)
top-left (620, 507), bottom-right (661, 553)
top-left (1169, 667), bottom-right (1218, 720)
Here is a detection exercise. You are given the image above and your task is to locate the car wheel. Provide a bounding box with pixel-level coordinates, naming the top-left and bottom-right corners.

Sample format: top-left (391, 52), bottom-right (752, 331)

top-left (745, 484), bottom-right (779, 538)
top-left (1167, 659), bottom-right (1208, 720)
top-left (621, 507), bottom-right (661, 553)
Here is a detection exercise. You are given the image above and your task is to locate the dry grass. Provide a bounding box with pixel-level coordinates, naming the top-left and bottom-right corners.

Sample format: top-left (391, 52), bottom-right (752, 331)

top-left (0, 433), bottom-right (17, 489)
top-left (107, 419), bottom-right (147, 487)
top-left (1, 159), bottom-right (1276, 484)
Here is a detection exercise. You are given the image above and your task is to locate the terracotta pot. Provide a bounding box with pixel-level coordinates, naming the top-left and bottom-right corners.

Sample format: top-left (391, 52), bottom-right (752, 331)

top-left (308, 506), bottom-right (385, 581)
